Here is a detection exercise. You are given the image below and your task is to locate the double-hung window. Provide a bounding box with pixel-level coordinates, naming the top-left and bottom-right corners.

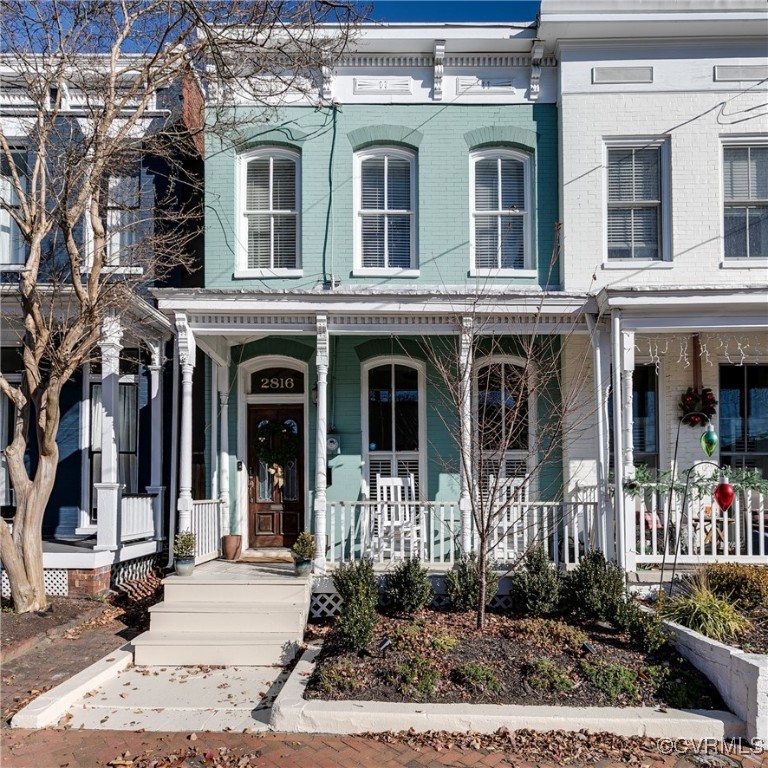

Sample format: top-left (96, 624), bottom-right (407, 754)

top-left (241, 149), bottom-right (299, 273)
top-left (355, 147), bottom-right (415, 272)
top-left (607, 145), bottom-right (662, 260)
top-left (723, 145), bottom-right (768, 259)
top-left (0, 148), bottom-right (27, 267)
top-left (471, 149), bottom-right (531, 272)
top-left (103, 166), bottom-right (141, 267)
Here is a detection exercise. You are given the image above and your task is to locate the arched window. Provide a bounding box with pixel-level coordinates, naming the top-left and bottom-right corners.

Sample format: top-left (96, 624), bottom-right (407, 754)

top-left (470, 148), bottom-right (532, 272)
top-left (364, 361), bottom-right (423, 498)
top-left (476, 360), bottom-right (530, 490)
top-left (238, 148), bottom-right (300, 273)
top-left (354, 147), bottom-right (416, 272)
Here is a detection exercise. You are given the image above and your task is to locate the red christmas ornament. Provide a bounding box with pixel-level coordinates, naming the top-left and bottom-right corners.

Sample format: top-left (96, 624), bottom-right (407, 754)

top-left (714, 479), bottom-right (735, 512)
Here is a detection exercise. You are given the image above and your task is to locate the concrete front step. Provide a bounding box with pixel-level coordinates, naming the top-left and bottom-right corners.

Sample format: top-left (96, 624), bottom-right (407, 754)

top-left (132, 631), bottom-right (300, 666)
top-left (162, 575), bottom-right (310, 604)
top-left (148, 601), bottom-right (306, 633)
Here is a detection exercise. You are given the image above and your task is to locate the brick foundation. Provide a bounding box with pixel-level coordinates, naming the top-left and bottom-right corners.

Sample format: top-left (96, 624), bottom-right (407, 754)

top-left (67, 566), bottom-right (111, 598)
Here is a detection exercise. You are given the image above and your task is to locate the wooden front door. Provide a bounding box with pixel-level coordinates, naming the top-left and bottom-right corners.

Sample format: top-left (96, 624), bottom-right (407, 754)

top-left (247, 406), bottom-right (304, 548)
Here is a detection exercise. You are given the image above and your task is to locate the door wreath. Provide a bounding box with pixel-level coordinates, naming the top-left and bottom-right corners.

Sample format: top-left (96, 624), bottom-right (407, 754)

top-left (253, 419), bottom-right (300, 488)
top-left (678, 387), bottom-right (717, 427)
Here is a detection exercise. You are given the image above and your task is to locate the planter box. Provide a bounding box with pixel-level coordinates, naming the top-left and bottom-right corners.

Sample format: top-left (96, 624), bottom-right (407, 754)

top-left (271, 645), bottom-right (743, 740)
top-left (662, 618), bottom-right (767, 746)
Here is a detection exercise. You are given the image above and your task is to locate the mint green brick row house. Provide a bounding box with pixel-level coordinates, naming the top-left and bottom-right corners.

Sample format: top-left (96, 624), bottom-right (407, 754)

top-left (155, 25), bottom-right (597, 570)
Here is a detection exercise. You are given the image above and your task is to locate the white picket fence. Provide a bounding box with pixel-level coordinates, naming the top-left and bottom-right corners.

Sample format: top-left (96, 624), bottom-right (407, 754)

top-left (191, 499), bottom-right (222, 564)
top-left (632, 489), bottom-right (767, 564)
top-left (120, 494), bottom-right (155, 542)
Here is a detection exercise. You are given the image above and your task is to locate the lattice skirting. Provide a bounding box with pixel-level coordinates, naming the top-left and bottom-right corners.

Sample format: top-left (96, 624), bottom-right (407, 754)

top-left (111, 554), bottom-right (160, 589)
top-left (1, 569), bottom-right (69, 598)
top-left (310, 576), bottom-right (514, 619)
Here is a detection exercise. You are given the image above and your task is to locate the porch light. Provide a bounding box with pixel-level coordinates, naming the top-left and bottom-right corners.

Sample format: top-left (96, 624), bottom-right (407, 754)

top-left (714, 476), bottom-right (735, 513)
top-left (700, 423), bottom-right (719, 458)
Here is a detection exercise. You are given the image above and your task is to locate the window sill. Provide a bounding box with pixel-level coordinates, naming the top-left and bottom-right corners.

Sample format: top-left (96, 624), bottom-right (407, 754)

top-left (469, 269), bottom-right (538, 278)
top-left (352, 268), bottom-right (420, 278)
top-left (0, 263), bottom-right (25, 271)
top-left (720, 258), bottom-right (768, 269)
top-left (101, 266), bottom-right (144, 275)
top-left (602, 260), bottom-right (673, 269)
top-left (233, 269), bottom-right (303, 279)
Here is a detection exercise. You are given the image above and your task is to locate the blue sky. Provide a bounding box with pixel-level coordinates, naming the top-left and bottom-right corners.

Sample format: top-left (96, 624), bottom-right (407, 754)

top-left (369, 1), bottom-right (540, 23)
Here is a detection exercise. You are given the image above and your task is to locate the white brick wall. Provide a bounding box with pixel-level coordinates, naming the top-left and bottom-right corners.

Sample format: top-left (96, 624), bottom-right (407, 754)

top-left (559, 87), bottom-right (768, 292)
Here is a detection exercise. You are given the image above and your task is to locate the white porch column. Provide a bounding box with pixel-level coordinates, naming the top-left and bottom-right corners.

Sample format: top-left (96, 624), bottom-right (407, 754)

top-left (218, 361), bottom-right (231, 534)
top-left (147, 341), bottom-right (166, 542)
top-left (611, 310), bottom-right (626, 571)
top-left (175, 314), bottom-right (196, 535)
top-left (94, 315), bottom-right (122, 552)
top-left (621, 330), bottom-right (635, 480)
top-left (313, 315), bottom-right (329, 573)
top-left (459, 316), bottom-right (474, 553)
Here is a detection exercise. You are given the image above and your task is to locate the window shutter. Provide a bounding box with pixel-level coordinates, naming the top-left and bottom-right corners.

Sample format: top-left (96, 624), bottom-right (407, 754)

top-left (246, 159), bottom-right (270, 210)
top-left (500, 158), bottom-right (525, 209)
top-left (361, 158), bottom-right (385, 210)
top-left (387, 158), bottom-right (410, 210)
top-left (475, 159), bottom-right (498, 210)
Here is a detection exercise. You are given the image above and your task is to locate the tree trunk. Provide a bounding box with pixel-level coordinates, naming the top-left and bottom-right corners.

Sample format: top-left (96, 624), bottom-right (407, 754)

top-left (476, 542), bottom-right (487, 630)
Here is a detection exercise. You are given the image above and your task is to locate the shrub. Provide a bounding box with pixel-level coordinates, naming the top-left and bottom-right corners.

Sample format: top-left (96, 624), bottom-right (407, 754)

top-left (659, 574), bottom-right (751, 643)
top-left (627, 609), bottom-right (668, 654)
top-left (332, 559), bottom-right (379, 652)
top-left (581, 660), bottom-right (638, 701)
top-left (513, 618), bottom-right (587, 654)
top-left (526, 659), bottom-right (573, 692)
top-left (561, 550), bottom-right (627, 623)
top-left (705, 564), bottom-right (768, 612)
top-left (431, 631), bottom-right (459, 653)
top-left (333, 558), bottom-right (378, 605)
top-left (508, 547), bottom-right (561, 616)
top-left (173, 530), bottom-right (196, 559)
top-left (382, 557), bottom-right (434, 616)
top-left (445, 553), bottom-right (499, 612)
top-left (454, 662), bottom-right (501, 694)
top-left (386, 654), bottom-right (440, 700)
top-left (292, 532), bottom-right (316, 561)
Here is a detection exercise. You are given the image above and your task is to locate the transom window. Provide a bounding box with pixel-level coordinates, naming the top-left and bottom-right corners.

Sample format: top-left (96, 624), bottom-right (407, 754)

top-left (241, 149), bottom-right (299, 271)
top-left (607, 145), bottom-right (662, 260)
top-left (366, 362), bottom-right (421, 498)
top-left (723, 146), bottom-right (768, 259)
top-left (471, 149), bottom-right (531, 271)
top-left (355, 147), bottom-right (415, 271)
top-left (0, 148), bottom-right (28, 266)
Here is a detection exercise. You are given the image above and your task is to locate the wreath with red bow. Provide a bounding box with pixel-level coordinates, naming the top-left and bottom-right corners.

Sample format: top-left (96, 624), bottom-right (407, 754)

top-left (678, 387), bottom-right (717, 427)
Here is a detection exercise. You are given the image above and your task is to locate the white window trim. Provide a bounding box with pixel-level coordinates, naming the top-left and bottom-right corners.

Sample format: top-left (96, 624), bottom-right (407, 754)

top-left (602, 137), bottom-right (671, 266)
top-left (1, 146), bottom-right (27, 270)
top-left (720, 137), bottom-right (768, 266)
top-left (353, 146), bottom-right (417, 275)
top-left (360, 356), bottom-right (427, 501)
top-left (469, 147), bottom-right (534, 274)
top-left (235, 356), bottom-right (310, 542)
top-left (472, 354), bottom-right (538, 500)
top-left (235, 147), bottom-right (302, 278)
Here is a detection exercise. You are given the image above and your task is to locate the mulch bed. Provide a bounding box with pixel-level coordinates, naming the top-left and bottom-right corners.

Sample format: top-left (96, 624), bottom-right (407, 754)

top-left (305, 609), bottom-right (725, 710)
top-left (735, 607), bottom-right (768, 655)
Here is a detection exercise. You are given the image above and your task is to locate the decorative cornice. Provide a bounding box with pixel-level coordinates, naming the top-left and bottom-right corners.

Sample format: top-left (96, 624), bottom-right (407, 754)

top-left (433, 40), bottom-right (445, 100)
top-left (457, 76), bottom-right (519, 94)
top-left (316, 314), bottom-right (329, 368)
top-left (529, 42), bottom-right (544, 100)
top-left (321, 65), bottom-right (334, 100)
top-left (338, 54), bottom-right (556, 69)
top-left (353, 76), bottom-right (412, 95)
top-left (174, 312), bottom-right (196, 368)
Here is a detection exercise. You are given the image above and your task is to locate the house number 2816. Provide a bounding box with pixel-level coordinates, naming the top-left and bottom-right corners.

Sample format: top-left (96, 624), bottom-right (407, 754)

top-left (260, 377), bottom-right (295, 390)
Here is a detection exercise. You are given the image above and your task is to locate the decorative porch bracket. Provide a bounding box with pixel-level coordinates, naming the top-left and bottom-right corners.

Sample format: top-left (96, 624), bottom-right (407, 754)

top-left (175, 312), bottom-right (196, 535)
top-left (313, 315), bottom-right (329, 573)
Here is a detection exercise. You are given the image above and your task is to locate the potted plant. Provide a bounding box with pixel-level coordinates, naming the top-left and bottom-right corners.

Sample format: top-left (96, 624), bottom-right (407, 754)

top-left (291, 532), bottom-right (315, 577)
top-left (174, 530), bottom-right (197, 576)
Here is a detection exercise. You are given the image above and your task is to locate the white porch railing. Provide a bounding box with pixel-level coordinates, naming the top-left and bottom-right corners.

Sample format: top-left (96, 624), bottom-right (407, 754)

top-left (121, 494), bottom-right (155, 542)
top-left (191, 499), bottom-right (222, 564)
top-left (632, 489), bottom-right (767, 564)
top-left (326, 500), bottom-right (599, 566)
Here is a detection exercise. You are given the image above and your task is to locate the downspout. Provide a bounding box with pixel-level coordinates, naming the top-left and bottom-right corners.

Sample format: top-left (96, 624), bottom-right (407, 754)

top-left (165, 334), bottom-right (180, 569)
top-left (585, 312), bottom-right (608, 552)
top-left (611, 309), bottom-right (626, 570)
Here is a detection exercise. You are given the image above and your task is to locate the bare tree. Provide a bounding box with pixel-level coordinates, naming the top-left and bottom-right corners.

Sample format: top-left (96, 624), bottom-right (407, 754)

top-left (0, 0), bottom-right (366, 613)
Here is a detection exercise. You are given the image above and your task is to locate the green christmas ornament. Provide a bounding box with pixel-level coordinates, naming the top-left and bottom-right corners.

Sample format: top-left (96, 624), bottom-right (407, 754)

top-left (700, 423), bottom-right (719, 458)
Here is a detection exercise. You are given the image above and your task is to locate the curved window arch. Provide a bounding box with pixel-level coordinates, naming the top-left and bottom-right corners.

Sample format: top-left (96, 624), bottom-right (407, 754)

top-left (362, 358), bottom-right (425, 498)
top-left (237, 147), bottom-right (300, 274)
top-left (474, 357), bottom-right (532, 496)
top-left (470, 148), bottom-right (532, 272)
top-left (354, 146), bottom-right (416, 273)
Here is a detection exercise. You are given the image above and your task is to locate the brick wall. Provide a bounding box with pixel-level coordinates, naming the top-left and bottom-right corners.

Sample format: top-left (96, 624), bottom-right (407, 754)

top-left (67, 565), bottom-right (111, 598)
